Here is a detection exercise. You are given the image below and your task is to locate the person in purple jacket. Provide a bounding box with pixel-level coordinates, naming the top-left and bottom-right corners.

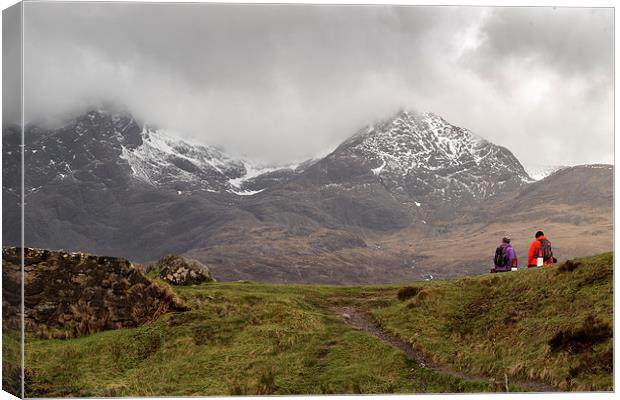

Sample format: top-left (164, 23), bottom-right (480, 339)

top-left (492, 237), bottom-right (517, 273)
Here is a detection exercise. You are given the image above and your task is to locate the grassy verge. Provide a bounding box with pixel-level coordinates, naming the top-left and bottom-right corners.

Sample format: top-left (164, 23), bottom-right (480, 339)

top-left (370, 253), bottom-right (613, 391)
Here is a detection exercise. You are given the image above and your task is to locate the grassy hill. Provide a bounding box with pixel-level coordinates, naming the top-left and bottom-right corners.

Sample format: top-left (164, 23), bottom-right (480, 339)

top-left (370, 252), bottom-right (613, 391)
top-left (23, 253), bottom-right (613, 396)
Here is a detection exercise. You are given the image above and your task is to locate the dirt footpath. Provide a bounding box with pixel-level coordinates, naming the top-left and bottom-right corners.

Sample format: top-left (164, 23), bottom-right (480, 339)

top-left (332, 305), bottom-right (558, 393)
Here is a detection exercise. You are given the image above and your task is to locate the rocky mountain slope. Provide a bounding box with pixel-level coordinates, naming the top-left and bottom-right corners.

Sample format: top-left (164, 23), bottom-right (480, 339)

top-left (16, 110), bottom-right (298, 197)
top-left (4, 110), bottom-right (257, 259)
top-left (325, 110), bottom-right (530, 207)
top-left (2, 108), bottom-right (613, 283)
top-left (225, 110), bottom-right (533, 235)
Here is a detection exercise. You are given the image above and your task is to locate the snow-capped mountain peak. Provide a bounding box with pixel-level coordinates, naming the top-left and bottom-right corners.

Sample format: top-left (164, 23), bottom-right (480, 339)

top-left (346, 110), bottom-right (490, 172)
top-left (329, 109), bottom-right (530, 206)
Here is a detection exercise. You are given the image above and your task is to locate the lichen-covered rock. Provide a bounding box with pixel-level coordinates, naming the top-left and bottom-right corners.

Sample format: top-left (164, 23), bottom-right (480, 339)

top-left (156, 255), bottom-right (214, 285)
top-left (2, 247), bottom-right (187, 338)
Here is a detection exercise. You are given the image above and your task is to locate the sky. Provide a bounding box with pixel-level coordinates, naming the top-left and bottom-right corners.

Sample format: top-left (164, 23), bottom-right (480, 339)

top-left (10, 3), bottom-right (614, 167)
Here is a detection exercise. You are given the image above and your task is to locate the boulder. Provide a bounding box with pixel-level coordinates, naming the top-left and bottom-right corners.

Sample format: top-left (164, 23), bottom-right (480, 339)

top-left (2, 247), bottom-right (187, 338)
top-left (156, 254), bottom-right (215, 285)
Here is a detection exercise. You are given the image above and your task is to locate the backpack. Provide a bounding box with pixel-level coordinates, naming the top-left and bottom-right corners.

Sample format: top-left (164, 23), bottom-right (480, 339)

top-left (494, 246), bottom-right (508, 267)
top-left (539, 239), bottom-right (553, 261)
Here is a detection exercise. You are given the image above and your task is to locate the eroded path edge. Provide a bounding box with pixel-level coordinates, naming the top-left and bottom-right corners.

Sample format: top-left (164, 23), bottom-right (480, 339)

top-left (332, 305), bottom-right (558, 393)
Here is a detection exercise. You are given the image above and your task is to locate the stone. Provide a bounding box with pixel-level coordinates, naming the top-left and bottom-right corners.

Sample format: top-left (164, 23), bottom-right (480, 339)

top-left (155, 254), bottom-right (215, 286)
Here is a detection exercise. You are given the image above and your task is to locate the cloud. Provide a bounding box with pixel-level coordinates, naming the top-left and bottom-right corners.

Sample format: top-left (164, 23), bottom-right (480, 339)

top-left (18, 3), bottom-right (613, 166)
top-left (2, 2), bottom-right (22, 127)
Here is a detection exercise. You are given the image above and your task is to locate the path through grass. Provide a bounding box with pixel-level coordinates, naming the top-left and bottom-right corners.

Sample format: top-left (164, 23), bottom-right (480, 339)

top-left (24, 253), bottom-right (613, 395)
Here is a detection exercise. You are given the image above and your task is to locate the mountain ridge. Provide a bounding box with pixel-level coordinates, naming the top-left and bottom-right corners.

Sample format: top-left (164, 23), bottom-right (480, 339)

top-left (2, 107), bottom-right (613, 283)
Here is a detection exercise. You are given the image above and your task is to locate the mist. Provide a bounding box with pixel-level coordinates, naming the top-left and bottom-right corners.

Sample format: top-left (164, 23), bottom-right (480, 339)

top-left (17, 3), bottom-right (613, 167)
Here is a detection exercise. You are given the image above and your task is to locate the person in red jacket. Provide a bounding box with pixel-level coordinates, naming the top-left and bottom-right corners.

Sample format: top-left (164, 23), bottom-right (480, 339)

top-left (527, 231), bottom-right (555, 267)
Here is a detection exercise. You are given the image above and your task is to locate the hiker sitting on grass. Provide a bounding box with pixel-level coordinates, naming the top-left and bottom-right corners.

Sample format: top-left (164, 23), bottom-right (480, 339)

top-left (492, 237), bottom-right (517, 273)
top-left (527, 231), bottom-right (557, 268)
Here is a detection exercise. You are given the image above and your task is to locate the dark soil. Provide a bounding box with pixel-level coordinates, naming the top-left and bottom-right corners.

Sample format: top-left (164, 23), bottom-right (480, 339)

top-left (397, 286), bottom-right (421, 301)
top-left (548, 315), bottom-right (612, 353)
top-left (558, 260), bottom-right (581, 273)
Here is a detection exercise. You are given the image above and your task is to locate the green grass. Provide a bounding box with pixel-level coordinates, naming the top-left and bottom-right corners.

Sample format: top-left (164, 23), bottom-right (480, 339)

top-left (24, 283), bottom-right (489, 396)
top-left (3, 328), bottom-right (21, 397)
top-left (24, 253), bottom-right (613, 395)
top-left (371, 252), bottom-right (613, 391)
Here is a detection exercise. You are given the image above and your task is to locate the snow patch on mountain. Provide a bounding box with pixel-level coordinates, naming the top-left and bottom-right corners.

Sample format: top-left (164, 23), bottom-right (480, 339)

top-left (120, 126), bottom-right (301, 195)
top-left (228, 162), bottom-right (299, 189)
top-left (524, 165), bottom-right (568, 181)
top-left (371, 159), bottom-right (386, 175)
top-left (120, 126), bottom-right (247, 193)
top-left (230, 188), bottom-right (266, 196)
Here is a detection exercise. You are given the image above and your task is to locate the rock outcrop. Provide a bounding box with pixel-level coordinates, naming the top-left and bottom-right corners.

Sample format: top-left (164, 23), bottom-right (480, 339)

top-left (156, 254), bottom-right (214, 285)
top-left (2, 247), bottom-right (187, 338)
